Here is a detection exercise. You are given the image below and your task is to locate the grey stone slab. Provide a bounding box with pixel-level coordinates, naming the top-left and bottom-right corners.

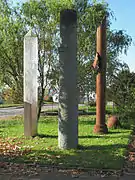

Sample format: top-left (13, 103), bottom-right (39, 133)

top-left (12, 178), bottom-right (28, 180)
top-left (0, 175), bottom-right (12, 180)
top-left (120, 175), bottom-right (135, 180)
top-left (58, 9), bottom-right (78, 149)
top-left (0, 174), bottom-right (120, 180)
top-left (40, 172), bottom-right (118, 180)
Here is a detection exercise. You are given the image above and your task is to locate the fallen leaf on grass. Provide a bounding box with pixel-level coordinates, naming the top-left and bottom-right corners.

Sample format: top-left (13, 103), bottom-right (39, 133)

top-left (56, 155), bottom-right (61, 159)
top-left (0, 138), bottom-right (31, 158)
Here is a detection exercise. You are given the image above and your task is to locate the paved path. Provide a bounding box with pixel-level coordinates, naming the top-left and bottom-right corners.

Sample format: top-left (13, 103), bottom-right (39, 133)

top-left (0, 104), bottom-right (58, 117)
top-left (0, 106), bottom-right (24, 117)
top-left (0, 104), bottom-right (84, 117)
top-left (0, 172), bottom-right (134, 180)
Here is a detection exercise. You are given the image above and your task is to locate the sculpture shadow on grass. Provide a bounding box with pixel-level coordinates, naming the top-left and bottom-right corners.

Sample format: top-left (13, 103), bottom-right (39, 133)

top-left (79, 120), bottom-right (96, 125)
top-left (78, 143), bottom-right (127, 150)
top-left (79, 134), bottom-right (129, 139)
top-left (37, 134), bottom-right (57, 138)
top-left (36, 133), bottom-right (129, 140)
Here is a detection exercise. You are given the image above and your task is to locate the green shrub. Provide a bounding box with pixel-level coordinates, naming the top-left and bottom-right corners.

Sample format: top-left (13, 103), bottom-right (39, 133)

top-left (88, 101), bottom-right (96, 107)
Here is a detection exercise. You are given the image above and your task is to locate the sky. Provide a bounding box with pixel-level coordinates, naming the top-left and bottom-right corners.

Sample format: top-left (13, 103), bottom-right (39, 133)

top-left (106, 0), bottom-right (135, 72)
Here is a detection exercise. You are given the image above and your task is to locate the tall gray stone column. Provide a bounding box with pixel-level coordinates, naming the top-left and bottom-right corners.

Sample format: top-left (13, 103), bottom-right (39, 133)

top-left (58, 9), bottom-right (78, 149)
top-left (24, 30), bottom-right (38, 137)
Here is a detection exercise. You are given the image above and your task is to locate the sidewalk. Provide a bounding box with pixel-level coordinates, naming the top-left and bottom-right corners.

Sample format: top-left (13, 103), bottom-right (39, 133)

top-left (0, 173), bottom-right (135, 180)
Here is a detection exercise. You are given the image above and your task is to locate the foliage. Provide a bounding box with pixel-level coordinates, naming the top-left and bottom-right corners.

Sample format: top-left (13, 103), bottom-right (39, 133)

top-left (44, 0), bottom-right (132, 101)
top-left (0, 0), bottom-right (27, 103)
top-left (107, 69), bottom-right (135, 127)
top-left (0, 115), bottom-right (131, 169)
top-left (1, 87), bottom-right (22, 104)
top-left (88, 101), bottom-right (96, 107)
top-left (22, 0), bottom-right (61, 119)
top-left (0, 0), bottom-right (132, 116)
top-left (44, 95), bottom-right (53, 102)
top-left (1, 87), bottom-right (12, 104)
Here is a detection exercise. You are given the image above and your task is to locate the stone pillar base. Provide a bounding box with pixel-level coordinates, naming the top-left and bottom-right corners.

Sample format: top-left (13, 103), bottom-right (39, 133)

top-left (24, 102), bottom-right (37, 137)
top-left (93, 124), bottom-right (108, 134)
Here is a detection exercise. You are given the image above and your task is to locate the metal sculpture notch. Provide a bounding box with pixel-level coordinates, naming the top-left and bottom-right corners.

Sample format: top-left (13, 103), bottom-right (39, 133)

top-left (92, 52), bottom-right (101, 72)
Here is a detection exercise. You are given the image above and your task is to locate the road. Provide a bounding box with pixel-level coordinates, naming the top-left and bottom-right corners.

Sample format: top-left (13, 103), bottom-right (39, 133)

top-left (0, 104), bottom-right (85, 117)
top-left (0, 104), bottom-right (58, 117)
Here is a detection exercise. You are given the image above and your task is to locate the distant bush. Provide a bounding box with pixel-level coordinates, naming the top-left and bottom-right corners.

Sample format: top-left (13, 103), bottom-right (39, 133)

top-left (0, 99), bottom-right (3, 104)
top-left (44, 95), bottom-right (53, 102)
top-left (2, 87), bottom-right (23, 104)
top-left (88, 101), bottom-right (96, 107)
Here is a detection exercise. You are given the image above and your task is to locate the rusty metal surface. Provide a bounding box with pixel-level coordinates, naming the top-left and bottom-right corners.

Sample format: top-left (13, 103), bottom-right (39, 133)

top-left (94, 17), bottom-right (108, 134)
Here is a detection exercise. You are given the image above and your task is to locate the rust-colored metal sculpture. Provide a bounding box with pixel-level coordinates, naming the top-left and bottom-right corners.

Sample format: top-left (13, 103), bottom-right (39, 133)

top-left (107, 115), bottom-right (121, 129)
top-left (92, 52), bottom-right (101, 72)
top-left (93, 16), bottom-right (108, 134)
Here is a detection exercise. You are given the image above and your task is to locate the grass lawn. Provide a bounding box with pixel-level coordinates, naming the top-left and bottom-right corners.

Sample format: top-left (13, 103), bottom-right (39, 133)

top-left (0, 115), bottom-right (131, 170)
top-left (79, 105), bottom-right (117, 114)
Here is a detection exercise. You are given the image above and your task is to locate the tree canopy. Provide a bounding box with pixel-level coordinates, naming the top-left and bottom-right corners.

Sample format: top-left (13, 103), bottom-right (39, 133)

top-left (0, 0), bottom-right (132, 116)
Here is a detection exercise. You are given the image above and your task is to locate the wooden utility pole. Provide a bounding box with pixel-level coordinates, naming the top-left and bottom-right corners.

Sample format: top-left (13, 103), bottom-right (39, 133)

top-left (93, 17), bottom-right (108, 134)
